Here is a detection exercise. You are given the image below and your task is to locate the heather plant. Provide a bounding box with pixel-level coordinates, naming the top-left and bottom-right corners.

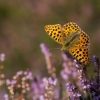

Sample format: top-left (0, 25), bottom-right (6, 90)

top-left (0, 43), bottom-right (100, 100)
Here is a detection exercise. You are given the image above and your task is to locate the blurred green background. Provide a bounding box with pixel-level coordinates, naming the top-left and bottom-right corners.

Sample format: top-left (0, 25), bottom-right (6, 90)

top-left (0, 0), bottom-right (100, 78)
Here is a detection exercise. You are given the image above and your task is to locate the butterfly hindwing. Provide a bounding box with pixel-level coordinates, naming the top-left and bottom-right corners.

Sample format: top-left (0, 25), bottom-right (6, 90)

top-left (62, 23), bottom-right (90, 65)
top-left (44, 24), bottom-right (63, 45)
top-left (68, 47), bottom-right (90, 65)
top-left (73, 31), bottom-right (90, 47)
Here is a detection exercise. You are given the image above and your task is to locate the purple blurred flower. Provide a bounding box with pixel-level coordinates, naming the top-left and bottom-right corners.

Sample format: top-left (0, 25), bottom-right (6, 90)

top-left (0, 53), bottom-right (5, 62)
top-left (92, 55), bottom-right (100, 67)
top-left (40, 43), bottom-right (52, 57)
top-left (31, 76), bottom-right (45, 100)
top-left (66, 83), bottom-right (82, 100)
top-left (48, 77), bottom-right (57, 86)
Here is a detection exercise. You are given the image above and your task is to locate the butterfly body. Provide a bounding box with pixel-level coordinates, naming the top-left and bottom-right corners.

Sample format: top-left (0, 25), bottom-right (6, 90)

top-left (44, 22), bottom-right (90, 65)
top-left (62, 32), bottom-right (80, 50)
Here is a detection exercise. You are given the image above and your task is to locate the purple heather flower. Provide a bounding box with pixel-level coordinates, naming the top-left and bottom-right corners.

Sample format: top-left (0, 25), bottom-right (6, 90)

top-left (11, 80), bottom-right (16, 85)
top-left (42, 77), bottom-right (49, 87)
top-left (4, 94), bottom-right (9, 100)
top-left (66, 83), bottom-right (82, 100)
top-left (92, 55), bottom-right (100, 67)
top-left (25, 71), bottom-right (33, 80)
top-left (60, 70), bottom-right (69, 80)
top-left (0, 53), bottom-right (5, 62)
top-left (62, 53), bottom-right (69, 61)
top-left (92, 55), bottom-right (100, 77)
top-left (61, 53), bottom-right (80, 81)
top-left (48, 77), bottom-right (57, 86)
top-left (66, 83), bottom-right (76, 92)
top-left (6, 79), bottom-right (11, 85)
top-left (81, 78), bottom-right (91, 90)
top-left (39, 95), bottom-right (45, 100)
top-left (31, 76), bottom-right (45, 100)
top-left (40, 43), bottom-right (52, 57)
top-left (16, 70), bottom-right (23, 75)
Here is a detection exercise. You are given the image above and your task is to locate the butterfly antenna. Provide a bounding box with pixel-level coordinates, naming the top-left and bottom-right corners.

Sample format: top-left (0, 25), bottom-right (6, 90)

top-left (59, 55), bottom-right (63, 65)
top-left (48, 48), bottom-right (61, 50)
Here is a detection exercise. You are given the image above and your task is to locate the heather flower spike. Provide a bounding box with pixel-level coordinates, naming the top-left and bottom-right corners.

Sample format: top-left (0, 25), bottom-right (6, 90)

top-left (92, 55), bottom-right (100, 72)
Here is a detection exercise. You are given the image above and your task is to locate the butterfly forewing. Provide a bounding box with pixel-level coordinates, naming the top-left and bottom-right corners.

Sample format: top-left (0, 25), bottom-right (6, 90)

top-left (63, 22), bottom-right (81, 37)
top-left (44, 24), bottom-right (63, 45)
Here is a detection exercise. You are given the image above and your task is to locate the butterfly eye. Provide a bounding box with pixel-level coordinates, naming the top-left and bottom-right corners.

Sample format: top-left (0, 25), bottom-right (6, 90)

top-left (65, 42), bottom-right (70, 47)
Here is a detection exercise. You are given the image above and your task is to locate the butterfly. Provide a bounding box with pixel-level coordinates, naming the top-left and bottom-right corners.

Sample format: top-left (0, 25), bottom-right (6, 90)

top-left (44, 22), bottom-right (90, 65)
